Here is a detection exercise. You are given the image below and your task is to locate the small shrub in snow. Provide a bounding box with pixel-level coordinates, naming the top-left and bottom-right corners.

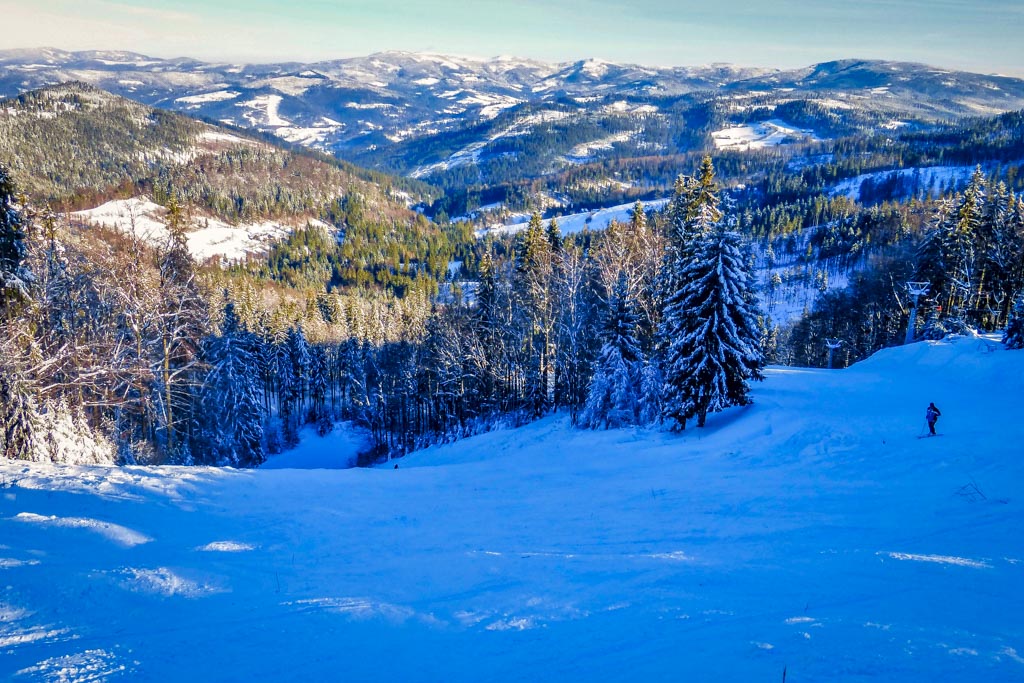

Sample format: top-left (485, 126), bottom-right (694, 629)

top-left (33, 400), bottom-right (116, 465)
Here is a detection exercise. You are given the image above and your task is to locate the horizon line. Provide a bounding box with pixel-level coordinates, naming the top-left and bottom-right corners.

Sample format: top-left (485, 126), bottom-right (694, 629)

top-left (1, 45), bottom-right (1020, 79)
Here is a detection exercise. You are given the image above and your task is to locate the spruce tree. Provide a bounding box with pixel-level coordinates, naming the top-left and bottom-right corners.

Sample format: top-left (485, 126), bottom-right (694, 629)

top-left (515, 212), bottom-right (555, 416)
top-left (546, 217), bottom-right (562, 253)
top-left (198, 301), bottom-right (265, 467)
top-left (659, 158), bottom-right (763, 429)
top-left (279, 326), bottom-right (311, 448)
top-left (581, 272), bottom-right (642, 428)
top-left (942, 168), bottom-right (985, 319)
top-left (913, 201), bottom-right (950, 312)
top-left (1005, 295), bottom-right (1024, 350)
top-left (636, 360), bottom-right (663, 426)
top-left (0, 366), bottom-right (38, 460)
top-left (310, 346), bottom-right (331, 435)
top-left (663, 225), bottom-right (764, 428)
top-left (0, 166), bottom-right (32, 314)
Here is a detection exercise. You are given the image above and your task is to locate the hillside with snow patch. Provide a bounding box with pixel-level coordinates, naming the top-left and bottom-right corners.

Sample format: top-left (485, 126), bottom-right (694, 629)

top-left (478, 198), bottom-right (669, 238)
top-left (72, 197), bottom-right (330, 262)
top-left (2, 335), bottom-right (1022, 680)
top-left (712, 119), bottom-right (822, 150)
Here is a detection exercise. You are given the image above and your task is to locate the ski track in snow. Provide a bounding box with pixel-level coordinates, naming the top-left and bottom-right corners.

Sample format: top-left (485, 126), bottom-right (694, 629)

top-left (195, 541), bottom-right (255, 553)
top-left (0, 603), bottom-right (73, 650)
top-left (11, 513), bottom-right (152, 547)
top-left (113, 567), bottom-right (220, 598)
top-left (14, 648), bottom-right (128, 682)
top-left (0, 335), bottom-right (1022, 680)
top-left (880, 551), bottom-right (991, 569)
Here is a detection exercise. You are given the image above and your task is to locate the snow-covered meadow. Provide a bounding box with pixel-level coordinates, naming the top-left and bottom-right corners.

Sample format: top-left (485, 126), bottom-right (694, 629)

top-left (711, 120), bottom-right (821, 150)
top-left (1, 335), bottom-right (1022, 681)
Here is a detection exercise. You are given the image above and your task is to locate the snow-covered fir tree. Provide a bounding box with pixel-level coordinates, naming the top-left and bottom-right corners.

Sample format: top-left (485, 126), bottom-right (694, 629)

top-left (581, 272), bottom-right (642, 429)
top-left (659, 158), bottom-right (764, 429)
top-left (637, 360), bottom-right (663, 426)
top-left (281, 326), bottom-right (312, 448)
top-left (662, 225), bottom-right (765, 428)
top-left (0, 365), bottom-right (38, 460)
top-left (515, 212), bottom-right (556, 416)
top-left (36, 399), bottom-right (116, 465)
top-left (198, 301), bottom-right (265, 467)
top-left (310, 346), bottom-right (332, 436)
top-left (0, 165), bottom-right (32, 313)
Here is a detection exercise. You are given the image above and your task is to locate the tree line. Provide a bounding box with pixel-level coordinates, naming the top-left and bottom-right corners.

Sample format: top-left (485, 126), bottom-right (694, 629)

top-left (1, 158), bottom-right (766, 465)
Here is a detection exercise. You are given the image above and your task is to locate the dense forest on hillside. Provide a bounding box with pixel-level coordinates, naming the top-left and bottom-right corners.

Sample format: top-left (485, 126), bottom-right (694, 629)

top-left (3, 74), bottom-right (1024, 467)
top-left (419, 106), bottom-right (1024, 220)
top-left (0, 83), bottom-right (434, 222)
top-left (4, 147), bottom-right (1023, 466)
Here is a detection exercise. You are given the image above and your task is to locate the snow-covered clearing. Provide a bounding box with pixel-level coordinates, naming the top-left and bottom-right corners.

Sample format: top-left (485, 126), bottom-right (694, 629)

top-left (72, 197), bottom-right (324, 262)
top-left (712, 119), bottom-right (821, 150)
top-left (175, 90), bottom-right (241, 106)
top-left (411, 109), bottom-right (572, 178)
top-left (563, 131), bottom-right (636, 163)
top-left (480, 198), bottom-right (669, 238)
top-left (754, 225), bottom-right (857, 324)
top-left (831, 165), bottom-right (980, 202)
top-left (233, 95), bottom-right (342, 149)
top-left (239, 94), bottom-right (290, 127)
top-left (2, 336), bottom-right (1022, 680)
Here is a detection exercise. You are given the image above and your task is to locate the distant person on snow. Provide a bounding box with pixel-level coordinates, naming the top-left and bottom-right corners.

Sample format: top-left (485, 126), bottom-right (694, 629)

top-left (926, 402), bottom-right (941, 436)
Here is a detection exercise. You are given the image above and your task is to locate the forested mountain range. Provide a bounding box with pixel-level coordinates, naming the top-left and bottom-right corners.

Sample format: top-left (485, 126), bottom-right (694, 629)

top-left (0, 81), bottom-right (432, 216)
top-left (3, 49), bottom-right (1024, 191)
top-left (2, 48), bottom-right (1024, 470)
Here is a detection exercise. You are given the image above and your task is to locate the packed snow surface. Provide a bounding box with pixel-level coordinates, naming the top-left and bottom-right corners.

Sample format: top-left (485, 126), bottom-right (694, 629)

top-left (2, 336), bottom-right (1023, 680)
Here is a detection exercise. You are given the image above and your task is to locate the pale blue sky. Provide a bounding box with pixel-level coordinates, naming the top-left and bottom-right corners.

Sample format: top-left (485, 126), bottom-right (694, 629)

top-left (2, 0), bottom-right (1022, 74)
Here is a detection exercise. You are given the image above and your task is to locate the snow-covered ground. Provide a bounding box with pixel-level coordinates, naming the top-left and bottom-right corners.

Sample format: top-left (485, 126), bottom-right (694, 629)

top-left (2, 336), bottom-right (1022, 680)
top-left (754, 225), bottom-right (857, 324)
top-left (563, 131), bottom-right (637, 164)
top-left (175, 90), bottom-right (241, 107)
top-left (831, 165), bottom-right (978, 202)
top-left (411, 109), bottom-right (572, 178)
top-left (261, 425), bottom-right (370, 470)
top-left (712, 119), bottom-right (821, 150)
top-left (72, 197), bottom-right (328, 262)
top-left (235, 95), bottom-right (343, 149)
top-left (480, 198), bottom-right (669, 237)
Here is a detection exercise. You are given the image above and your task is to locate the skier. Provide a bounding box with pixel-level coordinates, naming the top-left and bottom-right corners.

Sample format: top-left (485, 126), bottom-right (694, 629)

top-left (925, 402), bottom-right (941, 436)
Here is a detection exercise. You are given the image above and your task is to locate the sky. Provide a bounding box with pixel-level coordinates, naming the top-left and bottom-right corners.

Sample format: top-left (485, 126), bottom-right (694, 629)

top-left (2, 0), bottom-right (1023, 75)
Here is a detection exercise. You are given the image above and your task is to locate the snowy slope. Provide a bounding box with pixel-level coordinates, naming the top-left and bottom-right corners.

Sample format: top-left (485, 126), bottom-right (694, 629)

top-left (711, 119), bottom-right (821, 150)
top-left (1, 335), bottom-right (1023, 681)
top-left (72, 197), bottom-right (330, 262)
top-left (831, 164), bottom-right (979, 202)
top-left (480, 198), bottom-right (669, 237)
